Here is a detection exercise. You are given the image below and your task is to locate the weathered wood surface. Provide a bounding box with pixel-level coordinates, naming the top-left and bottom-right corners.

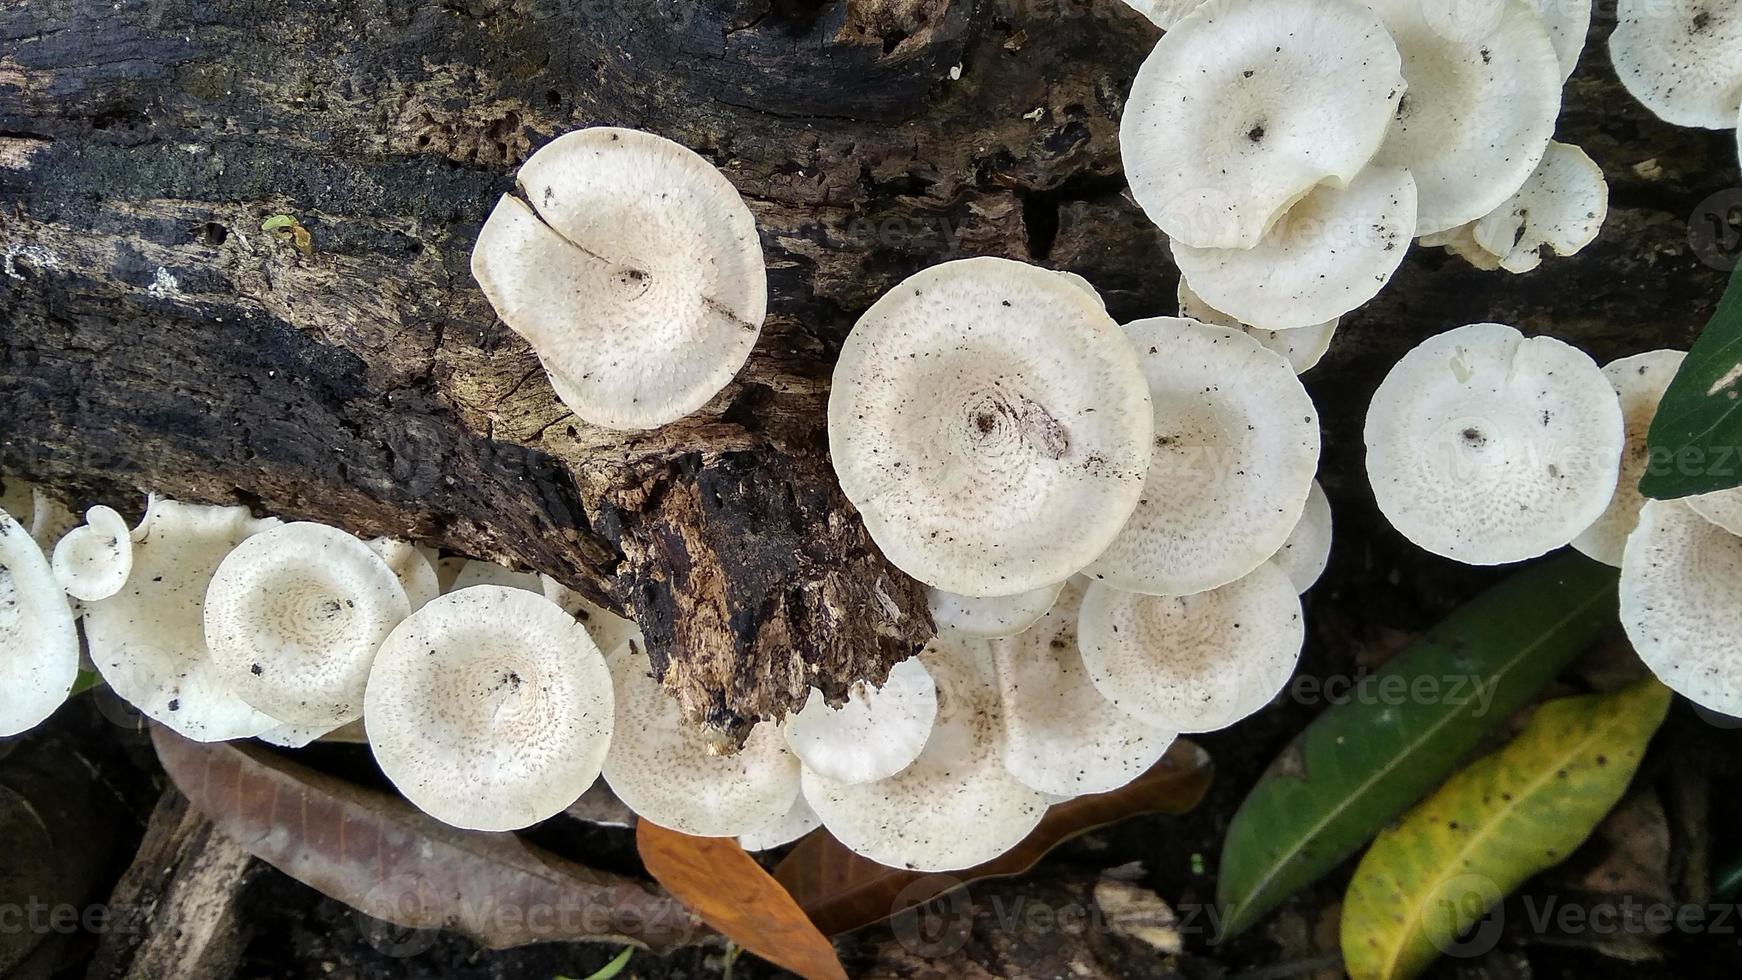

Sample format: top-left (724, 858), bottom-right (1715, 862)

top-left (1, 0), bottom-right (1736, 735)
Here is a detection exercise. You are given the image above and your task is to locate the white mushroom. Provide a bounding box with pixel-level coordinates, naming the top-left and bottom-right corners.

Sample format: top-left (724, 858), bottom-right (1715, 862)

top-left (1170, 166), bottom-right (1417, 330)
top-left (1420, 223), bottom-right (1506, 271)
top-left (1620, 499), bottom-right (1742, 716)
top-left (1078, 564), bottom-right (1304, 732)
top-left (1572, 350), bottom-right (1686, 567)
top-left (1119, 0), bottom-right (1208, 30)
top-left (1470, 141), bottom-right (1608, 274)
top-left (1365, 323), bottom-right (1624, 564)
top-left (471, 127), bottom-right (766, 430)
top-left (1366, 0), bottom-right (1562, 235)
top-left (992, 580), bottom-right (1176, 796)
top-left (1530, 0), bottom-right (1593, 82)
top-left (801, 635), bottom-right (1049, 871)
top-left (1271, 479), bottom-right (1333, 593)
top-left (51, 505), bottom-right (133, 602)
top-left (1178, 279), bottom-right (1338, 374)
top-left (1119, 0), bottom-right (1405, 249)
top-left (782, 657), bottom-right (938, 784)
top-left (257, 718), bottom-right (366, 749)
top-left (365, 585), bottom-right (614, 831)
top-left (1687, 488), bottom-right (1742, 537)
top-left (828, 256), bottom-right (1153, 597)
top-left (601, 643), bottom-right (801, 837)
top-left (540, 574), bottom-right (638, 654)
top-left (85, 499), bottom-right (282, 741)
top-left (367, 538), bottom-right (440, 610)
top-left (449, 559), bottom-right (540, 593)
top-left (0, 508), bottom-right (79, 737)
top-left (738, 797), bottom-right (823, 852)
top-left (0, 480), bottom-right (78, 553)
top-left (205, 523), bottom-right (412, 729)
top-left (1083, 317), bottom-right (1320, 597)
top-left (926, 581), bottom-right (1063, 638)
top-left (1610, 0), bottom-right (1742, 129)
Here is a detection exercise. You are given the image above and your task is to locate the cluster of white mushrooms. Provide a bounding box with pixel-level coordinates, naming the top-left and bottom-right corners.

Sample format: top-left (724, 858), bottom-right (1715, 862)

top-left (1608, 0), bottom-right (1742, 169)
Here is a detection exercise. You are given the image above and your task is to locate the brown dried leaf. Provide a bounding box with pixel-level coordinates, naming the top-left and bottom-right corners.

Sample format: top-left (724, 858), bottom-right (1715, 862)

top-left (636, 821), bottom-right (849, 980)
top-left (151, 727), bottom-right (706, 952)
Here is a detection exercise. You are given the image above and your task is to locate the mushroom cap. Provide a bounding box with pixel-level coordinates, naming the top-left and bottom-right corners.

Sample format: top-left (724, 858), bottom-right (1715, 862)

top-left (1421, 222), bottom-right (1506, 270)
top-left (449, 559), bottom-right (541, 593)
top-left (800, 635), bottom-right (1050, 871)
top-left (206, 523), bottom-right (412, 729)
top-left (0, 508), bottom-right (79, 737)
top-left (1530, 0), bottom-right (1593, 82)
top-left (1688, 488), bottom-right (1742, 537)
top-left (1470, 141), bottom-right (1608, 274)
top-left (1121, 0), bottom-right (1404, 250)
top-left (1620, 499), bottom-right (1742, 716)
top-left (1610, 0), bottom-right (1742, 129)
top-left (1271, 479), bottom-right (1333, 593)
top-left (85, 499), bottom-right (283, 741)
top-left (365, 585), bottom-right (614, 831)
top-left (828, 256), bottom-right (1154, 597)
top-left (51, 505), bottom-right (134, 602)
top-left (1572, 350), bottom-right (1686, 567)
top-left (539, 574), bottom-right (639, 654)
top-left (782, 657), bottom-right (938, 784)
top-left (1120, 0), bottom-right (1405, 250)
top-left (1078, 564), bottom-right (1304, 732)
top-left (1082, 317), bottom-right (1320, 596)
top-left (1367, 0), bottom-right (1562, 235)
top-left (471, 127), bottom-right (766, 431)
top-left (1177, 279), bottom-right (1338, 374)
top-left (1171, 166), bottom-right (1417, 330)
top-left (926, 581), bottom-right (1064, 638)
top-left (992, 580), bottom-right (1176, 795)
top-left (738, 796), bottom-right (823, 852)
top-left (602, 643), bottom-right (801, 837)
top-left (367, 538), bottom-right (440, 611)
top-left (1365, 323), bottom-right (1624, 564)
top-left (1120, 0), bottom-right (1208, 30)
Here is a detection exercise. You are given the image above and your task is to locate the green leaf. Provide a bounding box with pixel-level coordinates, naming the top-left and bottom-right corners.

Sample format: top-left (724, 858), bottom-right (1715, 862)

top-left (260, 213), bottom-right (298, 232)
top-left (1640, 263), bottom-right (1742, 498)
top-left (1215, 554), bottom-right (1617, 939)
top-left (69, 670), bottom-right (102, 696)
top-left (556, 947), bottom-right (634, 980)
top-left (1341, 679), bottom-right (1671, 980)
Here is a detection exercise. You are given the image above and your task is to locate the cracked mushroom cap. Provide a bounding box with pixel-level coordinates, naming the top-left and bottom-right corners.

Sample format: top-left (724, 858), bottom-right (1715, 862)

top-left (1470, 142), bottom-right (1608, 274)
top-left (1366, 0), bottom-right (1562, 235)
top-left (1171, 166), bottom-right (1417, 330)
top-left (1078, 563), bottom-right (1304, 732)
top-left (782, 657), bottom-right (938, 784)
top-left (1621, 499), bottom-right (1742, 716)
top-left (1120, 0), bottom-right (1405, 250)
top-left (471, 127), bottom-right (767, 431)
top-left (1365, 323), bottom-right (1624, 564)
top-left (1177, 279), bottom-right (1337, 374)
top-left (1, 508), bottom-right (79, 737)
top-left (992, 580), bottom-right (1176, 796)
top-left (926, 581), bottom-right (1064, 638)
top-left (801, 635), bottom-right (1050, 871)
top-left (367, 538), bottom-right (439, 611)
top-left (205, 523), bottom-right (412, 729)
top-left (1082, 317), bottom-right (1320, 597)
top-left (828, 256), bottom-right (1154, 597)
top-left (85, 499), bottom-right (283, 741)
top-left (365, 585), bottom-right (614, 831)
top-left (602, 643), bottom-right (801, 837)
top-left (1611, 0), bottom-right (1742, 129)
top-left (51, 505), bottom-right (133, 602)
top-left (1271, 479), bottom-right (1333, 593)
top-left (738, 796), bottom-right (823, 852)
top-left (1572, 350), bottom-right (1686, 567)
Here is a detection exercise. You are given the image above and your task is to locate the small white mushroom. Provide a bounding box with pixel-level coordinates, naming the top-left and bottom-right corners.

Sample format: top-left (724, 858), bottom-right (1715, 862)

top-left (366, 538), bottom-right (440, 610)
top-left (205, 523), bottom-right (412, 729)
top-left (0, 480), bottom-right (79, 553)
top-left (1470, 142), bottom-right (1609, 274)
top-left (0, 507), bottom-right (79, 737)
top-left (1082, 317), bottom-right (1320, 597)
top-left (738, 797), bottom-right (823, 852)
top-left (471, 128), bottom-right (766, 430)
top-left (1271, 479), bottom-right (1333, 594)
top-left (448, 559), bottom-right (541, 593)
top-left (1572, 350), bottom-right (1686, 567)
top-left (1529, 0), bottom-right (1593, 83)
top-left (1420, 223), bottom-right (1506, 271)
top-left (1119, 0), bottom-right (1208, 30)
top-left (782, 657), bottom-right (938, 785)
top-left (85, 499), bottom-right (282, 741)
top-left (926, 581), bottom-right (1063, 638)
top-left (828, 256), bottom-right (1153, 597)
top-left (1119, 0), bottom-right (1405, 250)
top-left (1177, 279), bottom-right (1337, 374)
top-left (1610, 0), bottom-right (1742, 129)
top-left (539, 574), bottom-right (638, 654)
top-left (365, 586), bottom-right (614, 831)
top-left (1366, 0), bottom-right (1562, 235)
top-left (801, 635), bottom-right (1049, 871)
top-left (1078, 564), bottom-right (1304, 733)
top-left (1687, 488), bottom-right (1742, 537)
top-left (601, 643), bottom-right (801, 837)
top-left (51, 505), bottom-right (133, 601)
top-left (1170, 166), bottom-right (1417, 330)
top-left (1365, 323), bottom-right (1624, 564)
top-left (992, 580), bottom-right (1176, 796)
top-left (1620, 499), bottom-right (1742, 716)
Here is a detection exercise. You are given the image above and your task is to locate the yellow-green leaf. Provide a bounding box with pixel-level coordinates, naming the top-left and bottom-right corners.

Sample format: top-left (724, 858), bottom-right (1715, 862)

top-left (1341, 679), bottom-right (1671, 980)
